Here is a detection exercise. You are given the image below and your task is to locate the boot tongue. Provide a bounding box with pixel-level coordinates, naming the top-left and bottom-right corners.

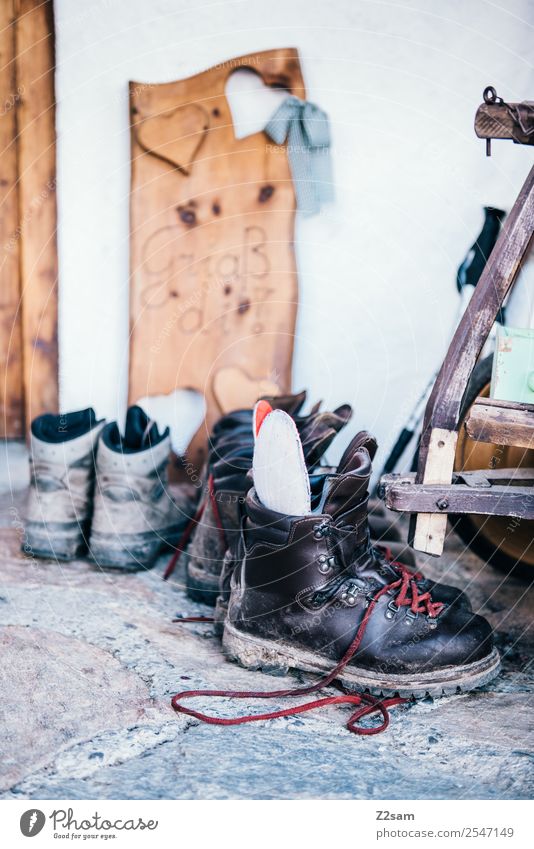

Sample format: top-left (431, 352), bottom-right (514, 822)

top-left (266, 390), bottom-right (307, 416)
top-left (316, 446), bottom-right (371, 568)
top-left (337, 430), bottom-right (377, 470)
top-left (31, 408), bottom-right (100, 443)
top-left (322, 441), bottom-right (373, 520)
top-left (123, 406), bottom-right (166, 451)
top-left (298, 405), bottom-right (352, 469)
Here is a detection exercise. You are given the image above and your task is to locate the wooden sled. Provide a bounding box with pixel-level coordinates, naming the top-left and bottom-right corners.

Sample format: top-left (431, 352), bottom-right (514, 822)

top-left (380, 88), bottom-right (534, 561)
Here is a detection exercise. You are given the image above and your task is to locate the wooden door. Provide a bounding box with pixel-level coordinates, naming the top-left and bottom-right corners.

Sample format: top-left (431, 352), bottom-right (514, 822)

top-left (0, 0), bottom-right (58, 438)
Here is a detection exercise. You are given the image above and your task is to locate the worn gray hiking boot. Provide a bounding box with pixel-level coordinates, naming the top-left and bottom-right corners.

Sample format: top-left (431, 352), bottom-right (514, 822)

top-left (24, 408), bottom-right (105, 560)
top-left (89, 406), bottom-right (190, 570)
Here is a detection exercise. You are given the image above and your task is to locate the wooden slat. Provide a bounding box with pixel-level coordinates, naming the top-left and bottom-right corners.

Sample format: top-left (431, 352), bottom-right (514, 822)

top-left (410, 163), bottom-right (534, 554)
top-left (381, 467), bottom-right (534, 498)
top-left (385, 482), bottom-right (534, 520)
top-left (456, 467), bottom-right (534, 486)
top-left (0, 0), bottom-right (24, 437)
top-left (15, 0), bottom-right (58, 428)
top-left (476, 396), bottom-right (534, 413)
top-left (412, 427), bottom-right (458, 554)
top-left (465, 400), bottom-right (534, 449)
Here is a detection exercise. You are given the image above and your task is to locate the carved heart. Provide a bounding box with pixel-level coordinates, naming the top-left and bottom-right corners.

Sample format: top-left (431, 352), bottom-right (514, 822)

top-left (225, 67), bottom-right (288, 139)
top-left (135, 103), bottom-right (209, 174)
top-left (212, 366), bottom-right (281, 414)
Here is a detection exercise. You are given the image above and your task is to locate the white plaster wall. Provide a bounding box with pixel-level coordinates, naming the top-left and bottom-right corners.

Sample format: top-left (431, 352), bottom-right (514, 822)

top-left (54, 0), bottom-right (534, 465)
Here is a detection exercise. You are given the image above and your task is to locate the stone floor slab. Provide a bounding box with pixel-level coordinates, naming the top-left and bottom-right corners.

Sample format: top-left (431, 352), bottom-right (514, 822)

top-left (0, 442), bottom-right (532, 800)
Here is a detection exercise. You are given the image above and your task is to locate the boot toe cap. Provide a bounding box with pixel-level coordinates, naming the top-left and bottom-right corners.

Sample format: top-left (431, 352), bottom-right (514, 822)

top-left (427, 608), bottom-right (494, 669)
top-left (430, 582), bottom-right (472, 611)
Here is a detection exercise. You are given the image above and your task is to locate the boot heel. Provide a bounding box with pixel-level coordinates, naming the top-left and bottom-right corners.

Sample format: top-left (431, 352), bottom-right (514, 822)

top-left (213, 597), bottom-right (228, 637)
top-left (88, 532), bottom-right (162, 571)
top-left (185, 557), bottom-right (221, 605)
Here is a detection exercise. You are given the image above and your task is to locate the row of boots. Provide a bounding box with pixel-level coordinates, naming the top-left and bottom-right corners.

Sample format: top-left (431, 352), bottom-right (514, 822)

top-left (24, 393), bottom-right (500, 733)
top-left (24, 406), bottom-right (192, 568)
top-left (165, 393), bottom-right (500, 729)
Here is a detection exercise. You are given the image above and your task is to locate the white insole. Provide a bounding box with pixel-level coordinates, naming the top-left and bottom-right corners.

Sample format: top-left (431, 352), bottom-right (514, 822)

top-left (253, 408), bottom-right (311, 516)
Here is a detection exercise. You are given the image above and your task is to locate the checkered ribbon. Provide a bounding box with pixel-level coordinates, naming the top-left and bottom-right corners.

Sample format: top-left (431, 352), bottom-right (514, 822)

top-left (264, 96), bottom-right (334, 216)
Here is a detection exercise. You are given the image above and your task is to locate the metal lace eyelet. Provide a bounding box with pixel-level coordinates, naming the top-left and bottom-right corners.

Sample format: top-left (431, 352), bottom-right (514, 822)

top-left (385, 599), bottom-right (399, 620)
top-left (341, 582), bottom-right (359, 606)
top-left (313, 522), bottom-right (329, 540)
top-left (427, 617), bottom-right (438, 629)
top-left (404, 609), bottom-right (417, 624)
top-left (317, 554), bottom-right (336, 575)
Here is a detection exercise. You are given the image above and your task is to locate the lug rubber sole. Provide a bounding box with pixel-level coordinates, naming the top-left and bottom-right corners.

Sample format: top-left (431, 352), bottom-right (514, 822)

top-left (222, 621), bottom-right (501, 699)
top-left (185, 558), bottom-right (221, 605)
top-left (213, 597), bottom-right (228, 637)
top-left (23, 521), bottom-right (88, 561)
top-left (89, 525), bottom-right (187, 571)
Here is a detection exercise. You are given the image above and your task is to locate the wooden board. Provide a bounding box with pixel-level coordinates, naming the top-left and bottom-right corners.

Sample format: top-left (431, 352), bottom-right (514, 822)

top-left (381, 467), bottom-right (534, 492)
top-left (385, 481), bottom-right (534, 520)
top-left (15, 0), bottom-right (59, 429)
top-left (0, 0), bottom-right (24, 437)
top-left (129, 49), bottom-right (305, 471)
top-left (411, 427), bottom-right (458, 555)
top-left (465, 397), bottom-right (534, 449)
top-left (475, 102), bottom-right (534, 146)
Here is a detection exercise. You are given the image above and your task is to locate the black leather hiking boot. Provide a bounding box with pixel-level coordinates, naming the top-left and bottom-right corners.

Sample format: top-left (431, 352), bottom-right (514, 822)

top-left (216, 432), bottom-right (472, 632)
top-left (223, 435), bottom-right (499, 698)
top-left (164, 392), bottom-right (310, 591)
top-left (176, 395), bottom-right (353, 605)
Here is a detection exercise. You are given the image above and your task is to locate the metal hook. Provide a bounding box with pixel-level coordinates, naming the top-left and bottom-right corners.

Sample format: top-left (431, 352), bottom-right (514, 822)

top-left (483, 86), bottom-right (503, 105)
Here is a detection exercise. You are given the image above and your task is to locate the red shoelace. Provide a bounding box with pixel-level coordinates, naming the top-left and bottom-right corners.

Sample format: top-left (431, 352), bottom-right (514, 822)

top-left (169, 575), bottom-right (435, 736)
top-left (164, 474), bottom-right (226, 580)
top-left (377, 546), bottom-right (444, 618)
